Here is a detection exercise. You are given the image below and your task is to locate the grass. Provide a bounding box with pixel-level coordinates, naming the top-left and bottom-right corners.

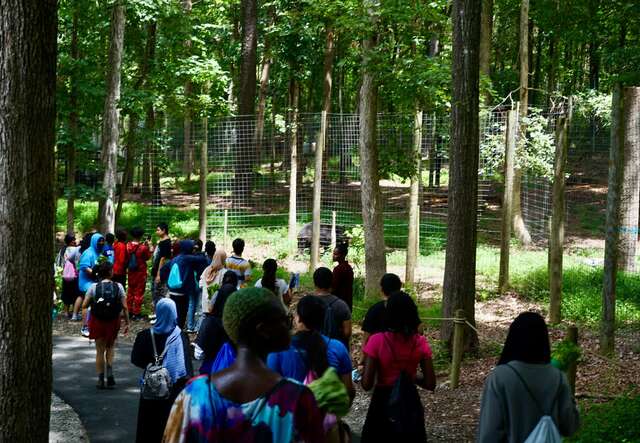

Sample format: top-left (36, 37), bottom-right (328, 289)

top-left (567, 395), bottom-right (640, 442)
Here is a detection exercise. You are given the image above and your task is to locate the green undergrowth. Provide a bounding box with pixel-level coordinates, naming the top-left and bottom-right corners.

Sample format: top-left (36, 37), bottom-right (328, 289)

top-left (512, 265), bottom-right (640, 325)
top-left (567, 395), bottom-right (640, 442)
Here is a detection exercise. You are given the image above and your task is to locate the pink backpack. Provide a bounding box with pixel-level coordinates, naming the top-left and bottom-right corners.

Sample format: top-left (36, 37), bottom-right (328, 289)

top-left (62, 259), bottom-right (77, 281)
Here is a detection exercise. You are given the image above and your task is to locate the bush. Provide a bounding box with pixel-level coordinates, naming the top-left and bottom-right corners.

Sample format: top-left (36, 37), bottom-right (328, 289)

top-left (567, 395), bottom-right (640, 442)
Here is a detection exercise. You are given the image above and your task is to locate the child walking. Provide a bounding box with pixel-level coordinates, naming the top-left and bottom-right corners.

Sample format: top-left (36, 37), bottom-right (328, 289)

top-left (82, 261), bottom-right (130, 389)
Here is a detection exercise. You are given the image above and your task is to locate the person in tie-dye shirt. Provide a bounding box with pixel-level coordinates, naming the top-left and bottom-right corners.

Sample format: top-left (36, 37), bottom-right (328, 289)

top-left (163, 288), bottom-right (325, 443)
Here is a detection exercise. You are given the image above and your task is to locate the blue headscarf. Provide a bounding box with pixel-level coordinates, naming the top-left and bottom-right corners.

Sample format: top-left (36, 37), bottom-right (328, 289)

top-left (153, 298), bottom-right (178, 335)
top-left (152, 298), bottom-right (187, 383)
top-left (78, 233), bottom-right (104, 293)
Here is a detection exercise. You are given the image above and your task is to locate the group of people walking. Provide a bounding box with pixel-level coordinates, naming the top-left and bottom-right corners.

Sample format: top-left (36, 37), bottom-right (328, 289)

top-left (55, 226), bottom-right (580, 442)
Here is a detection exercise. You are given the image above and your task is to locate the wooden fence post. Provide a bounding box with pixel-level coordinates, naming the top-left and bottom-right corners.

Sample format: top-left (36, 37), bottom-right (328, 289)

top-left (450, 309), bottom-right (466, 389)
top-left (223, 209), bottom-right (229, 251)
top-left (567, 326), bottom-right (578, 394)
top-left (331, 210), bottom-right (337, 250)
top-left (549, 104), bottom-right (570, 324)
top-left (499, 109), bottom-right (517, 293)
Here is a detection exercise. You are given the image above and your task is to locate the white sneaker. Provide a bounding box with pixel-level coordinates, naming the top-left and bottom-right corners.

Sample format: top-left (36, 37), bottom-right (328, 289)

top-left (150, 318), bottom-right (157, 325)
top-left (148, 314), bottom-right (156, 320)
top-left (81, 326), bottom-right (90, 338)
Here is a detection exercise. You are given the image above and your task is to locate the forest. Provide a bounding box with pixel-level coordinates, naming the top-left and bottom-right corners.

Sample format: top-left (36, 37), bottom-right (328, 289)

top-left (0, 0), bottom-right (639, 441)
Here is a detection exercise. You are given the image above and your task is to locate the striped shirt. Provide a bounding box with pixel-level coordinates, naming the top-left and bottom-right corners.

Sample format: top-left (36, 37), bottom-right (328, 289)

top-left (225, 256), bottom-right (251, 282)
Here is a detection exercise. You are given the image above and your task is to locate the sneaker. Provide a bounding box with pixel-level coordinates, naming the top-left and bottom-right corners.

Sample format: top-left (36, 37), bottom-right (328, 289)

top-left (148, 314), bottom-right (156, 320)
top-left (150, 318), bottom-right (157, 325)
top-left (70, 314), bottom-right (82, 322)
top-left (81, 326), bottom-right (90, 338)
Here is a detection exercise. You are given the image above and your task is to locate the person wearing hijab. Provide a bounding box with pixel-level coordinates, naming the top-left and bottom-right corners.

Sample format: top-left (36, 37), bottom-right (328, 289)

top-left (159, 239), bottom-right (209, 329)
top-left (131, 298), bottom-right (193, 443)
top-left (477, 312), bottom-right (580, 442)
top-left (199, 249), bottom-right (228, 313)
top-left (193, 270), bottom-right (238, 374)
top-left (77, 233), bottom-right (106, 336)
top-left (163, 288), bottom-right (325, 443)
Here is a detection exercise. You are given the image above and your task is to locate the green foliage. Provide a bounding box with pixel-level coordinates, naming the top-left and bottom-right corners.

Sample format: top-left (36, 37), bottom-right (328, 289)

top-left (512, 266), bottom-right (640, 326)
top-left (551, 340), bottom-right (581, 371)
top-left (573, 91), bottom-right (612, 124)
top-left (567, 395), bottom-right (640, 443)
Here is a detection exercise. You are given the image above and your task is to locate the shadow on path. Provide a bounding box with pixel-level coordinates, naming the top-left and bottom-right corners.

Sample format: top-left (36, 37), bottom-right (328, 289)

top-left (53, 336), bottom-right (140, 443)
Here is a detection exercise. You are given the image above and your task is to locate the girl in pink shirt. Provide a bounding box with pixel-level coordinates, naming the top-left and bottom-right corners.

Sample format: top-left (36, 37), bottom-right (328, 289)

top-left (361, 291), bottom-right (436, 442)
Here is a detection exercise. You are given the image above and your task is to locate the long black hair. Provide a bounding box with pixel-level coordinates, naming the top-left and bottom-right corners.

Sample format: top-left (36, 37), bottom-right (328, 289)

top-left (293, 296), bottom-right (329, 376)
top-left (498, 312), bottom-right (551, 365)
top-left (386, 291), bottom-right (421, 338)
top-left (261, 259), bottom-right (278, 294)
top-left (212, 271), bottom-right (239, 318)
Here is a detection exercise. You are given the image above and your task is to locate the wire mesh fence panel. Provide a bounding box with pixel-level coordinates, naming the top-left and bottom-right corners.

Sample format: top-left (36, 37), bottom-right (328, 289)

top-left (107, 110), bottom-right (565, 259)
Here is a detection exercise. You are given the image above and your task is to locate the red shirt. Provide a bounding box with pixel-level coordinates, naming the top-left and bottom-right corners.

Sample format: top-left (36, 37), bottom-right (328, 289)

top-left (113, 241), bottom-right (128, 276)
top-left (126, 242), bottom-right (152, 274)
top-left (363, 332), bottom-right (432, 386)
top-left (332, 261), bottom-right (354, 310)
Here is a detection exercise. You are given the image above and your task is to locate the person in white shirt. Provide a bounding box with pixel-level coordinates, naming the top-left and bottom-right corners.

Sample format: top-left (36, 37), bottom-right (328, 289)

top-left (254, 259), bottom-right (292, 308)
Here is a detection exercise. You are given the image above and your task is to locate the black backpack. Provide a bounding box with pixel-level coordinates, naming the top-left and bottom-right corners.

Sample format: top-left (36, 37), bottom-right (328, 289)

top-left (321, 298), bottom-right (340, 339)
top-left (92, 281), bottom-right (123, 321)
top-left (128, 244), bottom-right (140, 271)
top-left (385, 335), bottom-right (426, 439)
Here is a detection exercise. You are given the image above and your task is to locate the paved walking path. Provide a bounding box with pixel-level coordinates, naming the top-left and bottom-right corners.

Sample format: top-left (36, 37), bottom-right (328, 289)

top-left (53, 336), bottom-right (141, 442)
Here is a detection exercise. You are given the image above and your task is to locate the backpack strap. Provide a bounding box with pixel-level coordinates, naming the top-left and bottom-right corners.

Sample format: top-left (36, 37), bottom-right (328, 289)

top-left (505, 363), bottom-right (562, 416)
top-left (150, 330), bottom-right (160, 365)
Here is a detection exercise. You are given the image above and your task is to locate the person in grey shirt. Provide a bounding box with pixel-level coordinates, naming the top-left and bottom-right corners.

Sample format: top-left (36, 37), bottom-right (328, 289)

top-left (477, 312), bottom-right (580, 442)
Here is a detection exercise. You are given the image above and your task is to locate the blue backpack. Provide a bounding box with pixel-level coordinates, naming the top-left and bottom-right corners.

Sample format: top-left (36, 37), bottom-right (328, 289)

top-left (167, 262), bottom-right (183, 290)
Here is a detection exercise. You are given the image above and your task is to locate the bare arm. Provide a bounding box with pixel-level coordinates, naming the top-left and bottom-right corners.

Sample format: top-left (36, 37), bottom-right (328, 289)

top-left (361, 355), bottom-right (378, 391)
top-left (342, 320), bottom-right (352, 342)
top-left (359, 332), bottom-right (371, 367)
top-left (340, 373), bottom-right (356, 402)
top-left (283, 288), bottom-right (292, 306)
top-left (416, 357), bottom-right (436, 391)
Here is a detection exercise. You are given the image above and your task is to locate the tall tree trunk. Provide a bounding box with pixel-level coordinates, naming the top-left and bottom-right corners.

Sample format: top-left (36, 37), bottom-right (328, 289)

top-left (67, 8), bottom-right (79, 234)
top-left (532, 29), bottom-right (542, 106)
top-left (182, 0), bottom-right (194, 180)
top-left (617, 87), bottom-right (640, 272)
top-left (546, 33), bottom-right (558, 107)
top-left (236, 0), bottom-right (258, 201)
top-left (405, 108), bottom-right (422, 285)
top-left (287, 79), bottom-right (300, 244)
top-left (116, 114), bottom-right (137, 223)
top-left (479, 0), bottom-right (493, 104)
top-left (99, 2), bottom-right (126, 234)
top-left (0, 1), bottom-right (56, 439)
top-left (254, 8), bottom-right (275, 159)
top-left (138, 21), bottom-right (157, 199)
top-left (513, 0), bottom-right (532, 246)
top-left (589, 41), bottom-right (600, 90)
top-left (601, 85), bottom-right (625, 355)
top-left (359, 12), bottom-right (387, 298)
top-left (199, 86), bottom-right (210, 242)
top-left (254, 53), bottom-right (271, 159)
top-left (198, 125), bottom-right (209, 241)
top-left (149, 107), bottom-right (162, 207)
top-left (441, 0), bottom-right (481, 350)
top-left (238, 0), bottom-right (257, 115)
top-left (311, 27), bottom-right (335, 269)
